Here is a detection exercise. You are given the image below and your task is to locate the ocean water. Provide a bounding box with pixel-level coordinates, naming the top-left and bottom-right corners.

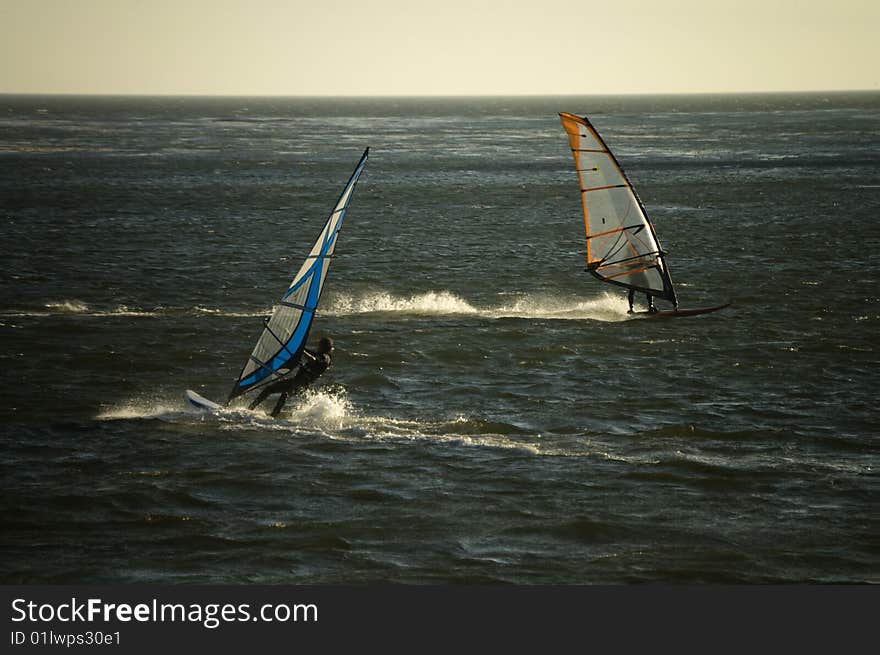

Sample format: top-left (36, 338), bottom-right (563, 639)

top-left (0, 93), bottom-right (877, 583)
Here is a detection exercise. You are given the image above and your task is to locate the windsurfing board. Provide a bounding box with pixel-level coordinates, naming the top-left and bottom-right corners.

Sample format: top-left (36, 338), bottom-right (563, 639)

top-left (631, 302), bottom-right (731, 319)
top-left (185, 389), bottom-right (222, 411)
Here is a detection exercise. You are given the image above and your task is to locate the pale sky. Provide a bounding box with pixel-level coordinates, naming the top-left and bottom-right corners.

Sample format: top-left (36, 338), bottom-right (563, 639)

top-left (1, 0), bottom-right (878, 96)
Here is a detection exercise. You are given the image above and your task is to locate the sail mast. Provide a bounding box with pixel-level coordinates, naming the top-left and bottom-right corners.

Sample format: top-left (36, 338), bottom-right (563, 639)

top-left (559, 113), bottom-right (677, 306)
top-left (226, 148), bottom-right (369, 404)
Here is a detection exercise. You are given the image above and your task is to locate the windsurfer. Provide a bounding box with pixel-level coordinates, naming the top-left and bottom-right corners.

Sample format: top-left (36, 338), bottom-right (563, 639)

top-left (628, 289), bottom-right (657, 314)
top-left (247, 336), bottom-right (334, 417)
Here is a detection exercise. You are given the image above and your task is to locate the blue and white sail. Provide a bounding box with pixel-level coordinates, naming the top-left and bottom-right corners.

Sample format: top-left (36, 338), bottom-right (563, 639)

top-left (227, 148), bottom-right (369, 402)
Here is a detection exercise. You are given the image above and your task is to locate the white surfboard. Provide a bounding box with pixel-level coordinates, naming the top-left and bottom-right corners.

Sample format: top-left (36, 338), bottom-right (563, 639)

top-left (185, 389), bottom-right (222, 411)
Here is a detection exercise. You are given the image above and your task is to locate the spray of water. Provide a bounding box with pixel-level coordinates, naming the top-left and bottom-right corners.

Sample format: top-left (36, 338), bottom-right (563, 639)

top-left (14, 291), bottom-right (630, 322)
top-left (329, 290), bottom-right (478, 315)
top-left (97, 387), bottom-right (544, 453)
top-left (326, 289), bottom-right (629, 321)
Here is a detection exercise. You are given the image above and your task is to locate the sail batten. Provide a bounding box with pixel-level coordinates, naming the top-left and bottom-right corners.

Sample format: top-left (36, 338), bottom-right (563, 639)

top-left (582, 184), bottom-right (628, 193)
top-left (559, 112), bottom-right (677, 305)
top-left (227, 148), bottom-right (369, 403)
top-left (279, 300), bottom-right (309, 310)
top-left (585, 224), bottom-right (650, 240)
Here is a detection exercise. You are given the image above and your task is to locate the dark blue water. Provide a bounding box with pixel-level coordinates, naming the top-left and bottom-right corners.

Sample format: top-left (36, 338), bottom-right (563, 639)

top-left (1, 93), bottom-right (877, 583)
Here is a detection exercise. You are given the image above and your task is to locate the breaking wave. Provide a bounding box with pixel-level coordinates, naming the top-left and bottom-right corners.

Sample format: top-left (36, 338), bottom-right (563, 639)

top-left (8, 293), bottom-right (628, 322)
top-left (328, 290), bottom-right (478, 315)
top-left (326, 290), bottom-right (630, 321)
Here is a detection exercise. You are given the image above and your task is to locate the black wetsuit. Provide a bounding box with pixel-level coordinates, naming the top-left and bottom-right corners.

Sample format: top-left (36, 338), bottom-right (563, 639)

top-left (628, 288), bottom-right (657, 313)
top-left (247, 349), bottom-right (331, 417)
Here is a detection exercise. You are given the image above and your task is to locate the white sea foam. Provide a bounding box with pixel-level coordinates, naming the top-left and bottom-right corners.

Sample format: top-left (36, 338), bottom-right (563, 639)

top-left (1, 302), bottom-right (268, 319)
top-left (489, 292), bottom-right (629, 321)
top-left (96, 399), bottom-right (185, 421)
top-left (97, 388), bottom-right (544, 453)
top-left (45, 300), bottom-right (90, 313)
top-left (16, 293), bottom-right (628, 322)
top-left (328, 291), bottom-right (478, 315)
top-left (2, 301), bottom-right (158, 318)
top-left (280, 387), bottom-right (356, 430)
top-left (2, 300), bottom-right (93, 317)
top-left (102, 305), bottom-right (159, 317)
top-left (192, 306), bottom-right (266, 318)
top-left (326, 290), bottom-right (630, 322)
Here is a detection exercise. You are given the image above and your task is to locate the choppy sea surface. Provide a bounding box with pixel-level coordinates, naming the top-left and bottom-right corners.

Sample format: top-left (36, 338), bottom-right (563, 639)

top-left (1, 93), bottom-right (877, 583)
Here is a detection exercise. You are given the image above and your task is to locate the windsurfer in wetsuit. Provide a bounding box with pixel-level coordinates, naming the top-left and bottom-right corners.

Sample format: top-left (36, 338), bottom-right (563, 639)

top-left (247, 336), bottom-right (334, 417)
top-left (628, 289), bottom-right (657, 314)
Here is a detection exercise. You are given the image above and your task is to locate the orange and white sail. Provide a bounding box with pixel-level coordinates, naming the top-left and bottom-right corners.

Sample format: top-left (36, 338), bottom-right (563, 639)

top-left (559, 112), bottom-right (677, 305)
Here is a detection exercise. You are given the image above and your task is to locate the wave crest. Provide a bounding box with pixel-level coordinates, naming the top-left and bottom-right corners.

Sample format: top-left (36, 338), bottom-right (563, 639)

top-left (326, 290), bottom-right (629, 321)
top-left (328, 291), bottom-right (477, 315)
top-left (45, 300), bottom-right (90, 313)
top-left (11, 291), bottom-right (628, 322)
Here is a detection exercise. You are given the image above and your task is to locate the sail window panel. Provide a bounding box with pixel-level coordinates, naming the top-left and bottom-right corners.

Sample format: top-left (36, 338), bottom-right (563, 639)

top-left (324, 225), bottom-right (341, 257)
top-left (249, 330), bottom-right (277, 369)
top-left (290, 257), bottom-right (315, 288)
top-left (251, 304), bottom-right (299, 366)
top-left (267, 302), bottom-right (299, 342)
top-left (594, 254), bottom-right (665, 290)
top-left (618, 265), bottom-right (667, 294)
top-left (591, 230), bottom-right (637, 264)
top-left (316, 257), bottom-right (332, 298)
top-left (304, 215), bottom-right (341, 261)
top-left (315, 226), bottom-right (338, 261)
top-left (566, 121), bottom-right (604, 151)
top-left (335, 185), bottom-right (356, 215)
top-left (590, 232), bottom-right (660, 272)
top-left (578, 130), bottom-right (604, 152)
top-left (585, 188), bottom-right (654, 241)
top-left (306, 225), bottom-right (332, 259)
top-left (578, 151), bottom-right (627, 191)
top-left (241, 359), bottom-right (259, 380)
top-left (284, 270), bottom-right (314, 306)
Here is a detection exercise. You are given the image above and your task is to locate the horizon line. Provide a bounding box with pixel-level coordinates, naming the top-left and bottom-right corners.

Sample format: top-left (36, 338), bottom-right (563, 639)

top-left (2, 88), bottom-right (879, 100)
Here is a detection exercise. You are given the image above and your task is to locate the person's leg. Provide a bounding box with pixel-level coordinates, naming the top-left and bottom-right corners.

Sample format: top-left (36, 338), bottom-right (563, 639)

top-left (270, 391), bottom-right (289, 418)
top-left (248, 387), bottom-right (270, 410)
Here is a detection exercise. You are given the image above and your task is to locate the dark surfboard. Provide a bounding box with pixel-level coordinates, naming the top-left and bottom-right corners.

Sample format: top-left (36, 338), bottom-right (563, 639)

top-left (631, 302), bottom-right (731, 319)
